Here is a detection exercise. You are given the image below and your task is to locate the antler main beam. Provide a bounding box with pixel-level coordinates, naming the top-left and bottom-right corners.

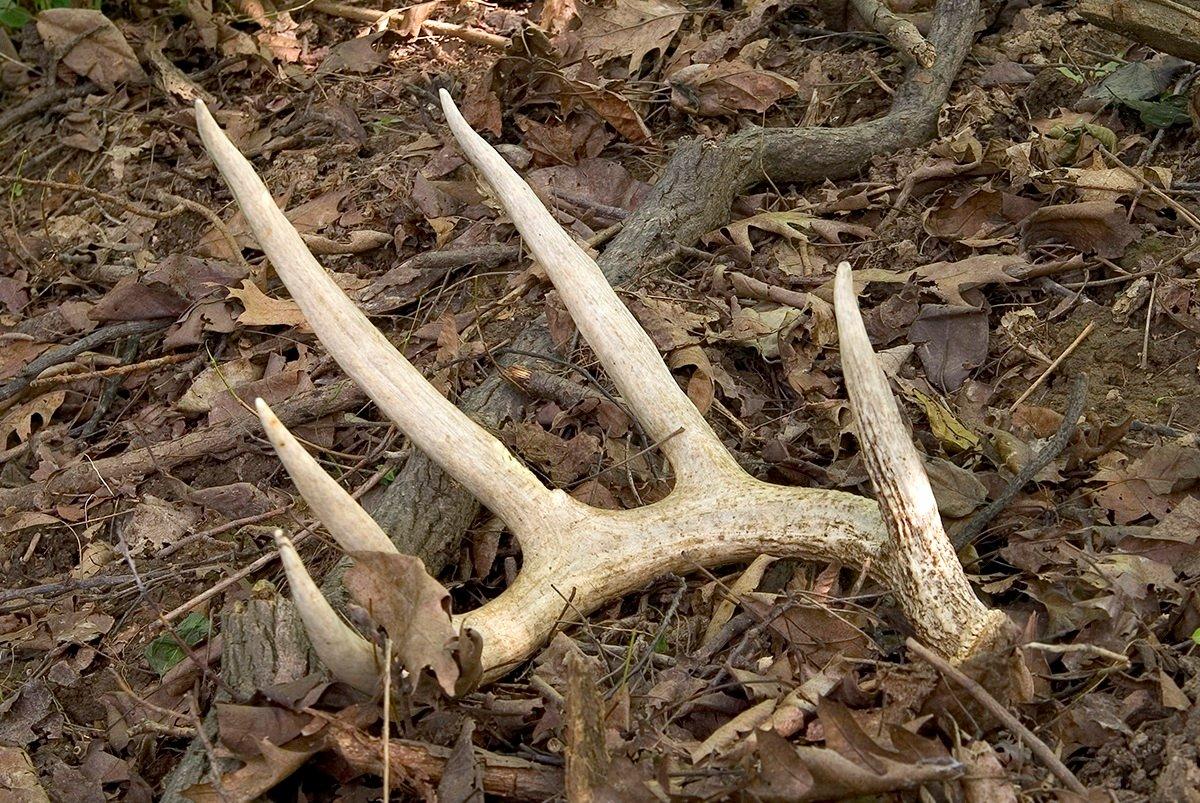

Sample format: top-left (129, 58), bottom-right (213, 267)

top-left (193, 93), bottom-right (1010, 693)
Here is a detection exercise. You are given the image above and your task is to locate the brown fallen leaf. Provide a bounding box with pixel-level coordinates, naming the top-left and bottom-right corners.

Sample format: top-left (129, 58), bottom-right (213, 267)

top-left (916, 254), bottom-right (1024, 307)
top-left (669, 60), bottom-right (799, 115)
top-left (344, 552), bottom-right (470, 696)
top-left (183, 734), bottom-right (322, 802)
top-left (176, 358), bottom-right (264, 415)
top-left (0, 391), bottom-right (65, 450)
top-left (926, 457), bottom-right (987, 518)
top-left (907, 304), bottom-right (988, 392)
top-left (1093, 445), bottom-right (1200, 524)
top-left (1020, 200), bottom-right (1139, 258)
top-left (91, 276), bottom-right (189, 322)
top-left (748, 728), bottom-right (963, 801)
top-left (578, 0), bottom-right (686, 73)
top-left (957, 740), bottom-right (1018, 802)
top-left (562, 77), bottom-right (651, 141)
top-left (922, 187), bottom-right (1036, 242)
top-left (36, 9), bottom-right (147, 91)
top-left (228, 280), bottom-right (307, 328)
top-left (0, 744), bottom-right (50, 803)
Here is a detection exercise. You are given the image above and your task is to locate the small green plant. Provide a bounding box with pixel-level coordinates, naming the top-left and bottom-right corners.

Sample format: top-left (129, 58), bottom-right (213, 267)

top-left (370, 114), bottom-right (405, 135)
top-left (0, 0), bottom-right (99, 29)
top-left (0, 0), bottom-right (31, 29)
top-left (145, 612), bottom-right (213, 675)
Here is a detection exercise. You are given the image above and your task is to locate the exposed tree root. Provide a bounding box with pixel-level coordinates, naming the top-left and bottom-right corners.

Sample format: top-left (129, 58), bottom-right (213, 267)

top-left (372, 0), bottom-right (985, 575)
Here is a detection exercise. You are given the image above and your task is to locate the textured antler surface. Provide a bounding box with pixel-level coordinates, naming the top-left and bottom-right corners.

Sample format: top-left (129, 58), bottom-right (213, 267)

top-left (193, 93), bottom-right (1009, 693)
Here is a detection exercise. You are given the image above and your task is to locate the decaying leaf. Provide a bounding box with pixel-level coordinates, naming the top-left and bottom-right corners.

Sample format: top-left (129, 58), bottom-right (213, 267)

top-left (36, 9), bottom-right (147, 91)
top-left (177, 358), bottom-right (265, 415)
top-left (907, 304), bottom-right (988, 391)
top-left (228, 280), bottom-right (307, 328)
top-left (0, 391), bottom-right (65, 449)
top-left (1093, 446), bottom-right (1200, 524)
top-left (897, 382), bottom-right (981, 451)
top-left (916, 255), bottom-right (1023, 307)
top-left (578, 0), bottom-right (686, 73)
top-left (345, 552), bottom-right (471, 696)
top-left (183, 734), bottom-right (322, 802)
top-left (1020, 200), bottom-right (1139, 258)
top-left (669, 60), bottom-right (799, 115)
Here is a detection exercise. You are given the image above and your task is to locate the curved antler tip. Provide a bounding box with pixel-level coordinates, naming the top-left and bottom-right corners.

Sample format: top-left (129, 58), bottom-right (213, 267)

top-left (439, 88), bottom-right (464, 127)
top-left (193, 97), bottom-right (215, 126)
top-left (272, 527), bottom-right (289, 547)
top-left (255, 397), bottom-right (282, 431)
top-left (833, 261), bottom-right (857, 316)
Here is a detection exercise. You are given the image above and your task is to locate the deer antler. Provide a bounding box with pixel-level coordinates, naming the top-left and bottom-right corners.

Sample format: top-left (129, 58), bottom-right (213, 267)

top-left (193, 92), bottom-right (1011, 692)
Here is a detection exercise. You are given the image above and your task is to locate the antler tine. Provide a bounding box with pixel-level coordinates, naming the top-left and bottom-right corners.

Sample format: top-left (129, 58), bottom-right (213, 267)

top-left (438, 90), bottom-right (740, 487)
top-left (275, 531), bottom-right (382, 694)
top-left (193, 100), bottom-right (563, 539)
top-left (833, 262), bottom-right (1007, 660)
top-left (256, 399), bottom-right (397, 555)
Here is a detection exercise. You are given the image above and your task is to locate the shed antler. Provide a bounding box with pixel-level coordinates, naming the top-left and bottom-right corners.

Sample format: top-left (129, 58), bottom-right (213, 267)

top-left (194, 92), bottom-right (1011, 692)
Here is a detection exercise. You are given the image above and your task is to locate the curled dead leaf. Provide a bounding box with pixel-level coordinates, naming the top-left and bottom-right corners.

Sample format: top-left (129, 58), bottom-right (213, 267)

top-left (669, 60), bottom-right (798, 116)
top-left (36, 9), bottom-right (147, 91)
top-left (345, 552), bottom-right (479, 696)
top-left (1020, 200), bottom-right (1139, 258)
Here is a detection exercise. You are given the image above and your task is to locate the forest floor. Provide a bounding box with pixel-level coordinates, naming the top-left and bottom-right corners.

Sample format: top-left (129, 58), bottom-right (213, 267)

top-left (1, 0), bottom-right (1199, 800)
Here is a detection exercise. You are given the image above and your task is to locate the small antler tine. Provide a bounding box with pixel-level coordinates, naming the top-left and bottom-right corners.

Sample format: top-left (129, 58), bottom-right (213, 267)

top-left (257, 399), bottom-right (396, 555)
top-left (275, 530), bottom-right (382, 693)
top-left (437, 90), bottom-right (740, 486)
top-left (193, 100), bottom-right (557, 537)
top-left (833, 262), bottom-right (1003, 659)
top-left (833, 261), bottom-right (942, 536)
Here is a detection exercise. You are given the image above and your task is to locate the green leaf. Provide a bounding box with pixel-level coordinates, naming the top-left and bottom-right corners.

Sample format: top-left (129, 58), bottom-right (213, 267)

top-left (0, 0), bottom-right (32, 29)
top-left (1192, 627), bottom-right (1200, 646)
top-left (1122, 95), bottom-right (1191, 129)
top-left (145, 612), bottom-right (212, 675)
top-left (1056, 66), bottom-right (1084, 84)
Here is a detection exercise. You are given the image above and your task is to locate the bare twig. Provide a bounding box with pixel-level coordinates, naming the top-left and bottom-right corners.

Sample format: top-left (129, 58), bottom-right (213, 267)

top-left (1024, 641), bottom-right (1130, 667)
top-left (0, 319), bottom-right (172, 405)
top-left (0, 84), bottom-right (93, 132)
top-left (28, 353), bottom-right (191, 390)
top-left (1140, 274), bottom-right (1156, 370)
top-left (309, 0), bottom-right (507, 49)
top-left (0, 380), bottom-right (365, 513)
top-left (956, 375), bottom-right (1088, 548)
top-left (1009, 322), bottom-right (1095, 411)
top-left (905, 637), bottom-right (1088, 795)
top-left (156, 504), bottom-right (292, 559)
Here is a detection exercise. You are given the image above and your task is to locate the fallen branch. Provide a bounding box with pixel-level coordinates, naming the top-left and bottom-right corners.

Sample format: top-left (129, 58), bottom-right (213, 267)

top-left (905, 637), bottom-right (1087, 795)
top-left (310, 0), bottom-right (507, 49)
top-left (956, 375), bottom-right (1088, 548)
top-left (850, 0), bottom-right (937, 67)
top-left (327, 721), bottom-right (563, 800)
top-left (0, 318), bottom-right (172, 405)
top-left (1078, 0), bottom-right (1200, 63)
top-left (0, 380), bottom-right (365, 513)
top-left (28, 353), bottom-right (191, 391)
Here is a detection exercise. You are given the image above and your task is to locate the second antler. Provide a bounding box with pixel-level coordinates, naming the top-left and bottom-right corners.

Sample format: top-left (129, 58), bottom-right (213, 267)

top-left (193, 91), bottom-right (1011, 692)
